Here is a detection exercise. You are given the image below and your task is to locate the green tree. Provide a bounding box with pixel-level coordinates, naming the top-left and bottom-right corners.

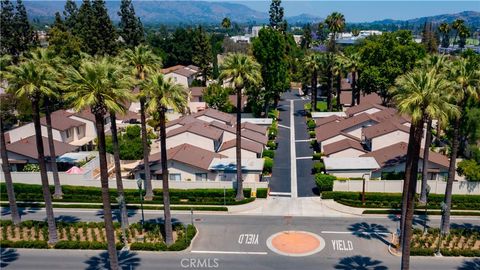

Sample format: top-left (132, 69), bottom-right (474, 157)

top-left (390, 65), bottom-right (458, 269)
top-left (0, 0), bottom-right (17, 57)
top-left (14, 0), bottom-right (37, 54)
top-left (47, 20), bottom-right (83, 67)
top-left (121, 45), bottom-right (162, 200)
top-left (192, 26), bottom-right (212, 86)
top-left (219, 53), bottom-right (262, 201)
top-left (118, 0), bottom-right (144, 48)
top-left (221, 17), bottom-right (231, 31)
top-left (300, 24), bottom-right (312, 50)
top-left (451, 19), bottom-right (464, 46)
top-left (203, 83), bottom-right (233, 112)
top-left (91, 0), bottom-right (117, 55)
top-left (458, 25), bottom-right (470, 49)
top-left (316, 22), bottom-right (328, 44)
top-left (441, 57), bottom-right (480, 235)
top-left (63, 0), bottom-right (78, 30)
top-left (75, 0), bottom-right (94, 52)
top-left (63, 57), bottom-right (133, 270)
top-left (6, 60), bottom-right (59, 244)
top-left (303, 53), bottom-right (322, 111)
top-left (325, 12), bottom-right (345, 53)
top-left (340, 52), bottom-right (362, 106)
top-left (269, 0), bottom-right (284, 30)
top-left (143, 73), bottom-right (187, 245)
top-left (439, 22), bottom-right (451, 48)
top-left (421, 21), bottom-right (437, 53)
top-left (457, 159), bottom-right (480, 181)
top-left (252, 27), bottom-right (289, 114)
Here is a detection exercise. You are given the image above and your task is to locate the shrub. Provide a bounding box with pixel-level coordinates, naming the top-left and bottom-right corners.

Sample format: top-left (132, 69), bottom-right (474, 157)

top-left (308, 131), bottom-right (316, 138)
top-left (0, 240), bottom-right (48, 249)
top-left (256, 188), bottom-right (268, 198)
top-left (268, 127), bottom-right (278, 140)
top-left (130, 242), bottom-right (167, 251)
top-left (312, 162), bottom-right (325, 174)
top-left (315, 174), bottom-right (336, 192)
top-left (262, 149), bottom-right (275, 158)
top-left (263, 157), bottom-right (273, 174)
top-left (312, 152), bottom-right (323, 160)
top-left (22, 164), bottom-right (40, 172)
top-left (267, 140), bottom-right (277, 150)
top-left (307, 119), bottom-right (316, 130)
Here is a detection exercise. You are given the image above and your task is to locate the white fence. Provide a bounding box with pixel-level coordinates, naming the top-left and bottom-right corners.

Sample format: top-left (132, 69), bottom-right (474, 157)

top-left (333, 180), bottom-right (480, 195)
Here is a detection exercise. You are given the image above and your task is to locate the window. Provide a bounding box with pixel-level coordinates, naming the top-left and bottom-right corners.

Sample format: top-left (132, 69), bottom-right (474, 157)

top-left (195, 173), bottom-right (207, 181)
top-left (66, 129), bottom-right (72, 138)
top-left (169, 173), bottom-right (181, 181)
top-left (76, 127), bottom-right (81, 136)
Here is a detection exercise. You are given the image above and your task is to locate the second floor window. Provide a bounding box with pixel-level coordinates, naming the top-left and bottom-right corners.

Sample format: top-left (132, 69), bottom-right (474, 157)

top-left (66, 129), bottom-right (72, 138)
top-left (169, 173), bottom-right (181, 181)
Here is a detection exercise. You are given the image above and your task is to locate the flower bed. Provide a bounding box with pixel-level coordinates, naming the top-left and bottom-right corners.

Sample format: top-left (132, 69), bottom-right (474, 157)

top-left (410, 228), bottom-right (480, 257)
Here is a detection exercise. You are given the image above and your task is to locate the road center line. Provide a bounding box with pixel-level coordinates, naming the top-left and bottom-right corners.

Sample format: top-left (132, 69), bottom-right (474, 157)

top-left (278, 124), bottom-right (290, 129)
top-left (296, 156), bottom-right (312, 160)
top-left (191, 250), bottom-right (268, 255)
top-left (295, 139), bottom-right (311, 142)
top-left (290, 99), bottom-right (298, 198)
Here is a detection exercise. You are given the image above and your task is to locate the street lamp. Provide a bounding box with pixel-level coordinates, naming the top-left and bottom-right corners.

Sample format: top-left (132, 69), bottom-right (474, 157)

top-left (422, 184), bottom-right (431, 234)
top-left (361, 173), bottom-right (369, 206)
top-left (136, 178), bottom-right (145, 232)
top-left (435, 202), bottom-right (447, 257)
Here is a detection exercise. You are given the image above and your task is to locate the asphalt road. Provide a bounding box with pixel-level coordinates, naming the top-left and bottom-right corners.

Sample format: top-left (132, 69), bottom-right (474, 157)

top-left (2, 208), bottom-right (479, 270)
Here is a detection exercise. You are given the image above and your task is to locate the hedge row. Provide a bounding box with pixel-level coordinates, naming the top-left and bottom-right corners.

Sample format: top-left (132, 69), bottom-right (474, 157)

top-left (410, 247), bottom-right (480, 257)
top-left (0, 240), bottom-right (49, 249)
top-left (130, 224), bottom-right (196, 251)
top-left (0, 183), bottom-right (254, 205)
top-left (362, 209), bottom-right (480, 216)
top-left (322, 191), bottom-right (480, 210)
top-left (256, 188), bottom-right (268, 198)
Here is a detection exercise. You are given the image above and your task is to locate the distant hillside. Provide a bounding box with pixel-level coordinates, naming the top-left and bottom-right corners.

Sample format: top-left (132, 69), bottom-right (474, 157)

top-left (371, 11), bottom-right (480, 27)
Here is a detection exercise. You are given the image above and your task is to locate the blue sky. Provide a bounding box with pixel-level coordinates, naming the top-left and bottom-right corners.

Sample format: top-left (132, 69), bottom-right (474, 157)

top-left (227, 1), bottom-right (480, 22)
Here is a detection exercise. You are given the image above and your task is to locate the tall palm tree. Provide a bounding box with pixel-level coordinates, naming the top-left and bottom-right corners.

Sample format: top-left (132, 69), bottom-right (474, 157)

top-left (458, 25), bottom-right (470, 49)
top-left (221, 17), bottom-right (231, 31)
top-left (6, 60), bottom-right (59, 244)
top-left (63, 57), bottom-right (134, 270)
top-left (219, 53), bottom-right (262, 201)
top-left (441, 58), bottom-right (480, 235)
top-left (142, 73), bottom-right (188, 245)
top-left (333, 53), bottom-right (346, 111)
top-left (390, 66), bottom-right (459, 270)
top-left (439, 22), bottom-right (451, 48)
top-left (0, 55), bottom-right (20, 225)
top-left (24, 48), bottom-right (65, 199)
top-left (122, 45), bottom-right (162, 200)
top-left (323, 53), bottom-right (335, 111)
top-left (303, 53), bottom-right (321, 111)
top-left (325, 12), bottom-right (345, 53)
top-left (451, 19), bottom-right (464, 47)
top-left (340, 52), bottom-right (361, 106)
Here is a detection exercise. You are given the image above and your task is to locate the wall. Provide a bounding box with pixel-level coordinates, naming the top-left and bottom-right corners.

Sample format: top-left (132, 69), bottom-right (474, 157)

top-left (333, 179), bottom-right (480, 195)
top-left (329, 148), bottom-right (366, 158)
top-left (6, 123), bottom-right (35, 143)
top-left (320, 134), bottom-right (349, 152)
top-left (326, 170), bottom-right (372, 179)
top-left (166, 132), bottom-right (215, 152)
top-left (371, 160), bottom-right (448, 181)
top-left (371, 131), bottom-right (409, 151)
top-left (69, 115), bottom-right (96, 138)
top-left (218, 148), bottom-right (258, 159)
top-left (353, 108), bottom-right (381, 116)
top-left (343, 120), bottom-right (376, 139)
top-left (164, 73), bottom-right (189, 88)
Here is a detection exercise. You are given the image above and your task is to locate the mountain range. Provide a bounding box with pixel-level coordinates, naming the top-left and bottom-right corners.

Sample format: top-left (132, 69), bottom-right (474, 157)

top-left (24, 1), bottom-right (479, 26)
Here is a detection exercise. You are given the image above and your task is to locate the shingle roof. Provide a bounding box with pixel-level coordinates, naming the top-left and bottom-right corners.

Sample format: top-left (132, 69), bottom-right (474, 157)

top-left (71, 109), bottom-right (96, 122)
top-left (315, 115), bottom-right (343, 127)
top-left (219, 138), bottom-right (264, 154)
top-left (191, 108), bottom-right (235, 125)
top-left (161, 65), bottom-right (185, 74)
top-left (241, 129), bottom-right (268, 145)
top-left (165, 115), bottom-right (199, 128)
top-left (345, 102), bottom-right (387, 117)
top-left (148, 143), bottom-right (226, 170)
top-left (340, 90), bottom-right (353, 105)
top-left (315, 113), bottom-right (378, 142)
top-left (166, 122), bottom-right (223, 140)
top-left (40, 110), bottom-right (85, 131)
top-left (6, 135), bottom-right (78, 159)
top-left (240, 122), bottom-right (268, 135)
top-left (174, 67), bottom-right (197, 77)
top-left (363, 120), bottom-right (410, 139)
top-left (190, 87), bottom-right (205, 97)
top-left (360, 142), bottom-right (449, 169)
top-left (323, 138), bottom-right (367, 156)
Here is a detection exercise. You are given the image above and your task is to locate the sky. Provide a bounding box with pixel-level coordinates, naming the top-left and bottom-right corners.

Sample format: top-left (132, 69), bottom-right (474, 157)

top-left (226, 1), bottom-right (480, 22)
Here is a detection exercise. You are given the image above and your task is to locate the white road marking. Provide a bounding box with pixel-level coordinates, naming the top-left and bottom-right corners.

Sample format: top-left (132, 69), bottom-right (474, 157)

top-left (191, 250), bottom-right (268, 255)
top-left (290, 99), bottom-right (298, 198)
top-left (321, 231), bottom-right (388, 235)
top-left (295, 139), bottom-right (311, 142)
top-left (278, 124), bottom-right (290, 129)
top-left (269, 192), bottom-right (291, 196)
top-left (296, 156), bottom-right (312, 160)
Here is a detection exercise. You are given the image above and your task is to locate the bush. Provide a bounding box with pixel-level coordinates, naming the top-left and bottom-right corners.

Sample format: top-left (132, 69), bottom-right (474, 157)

top-left (268, 127), bottom-right (278, 140)
top-left (0, 240), bottom-right (48, 249)
top-left (308, 131), bottom-right (316, 138)
top-left (267, 140), bottom-right (277, 150)
top-left (22, 164), bottom-right (40, 172)
top-left (262, 149), bottom-right (275, 158)
top-left (263, 157), bottom-right (273, 174)
top-left (256, 188), bottom-right (268, 198)
top-left (312, 161), bottom-right (325, 174)
top-left (55, 241), bottom-right (108, 250)
top-left (130, 242), bottom-right (167, 251)
top-left (307, 119), bottom-right (316, 130)
top-left (312, 152), bottom-right (323, 160)
top-left (315, 174), bottom-right (336, 192)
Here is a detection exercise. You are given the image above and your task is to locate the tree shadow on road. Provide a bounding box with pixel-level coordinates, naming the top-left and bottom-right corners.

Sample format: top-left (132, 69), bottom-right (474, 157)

top-left (451, 223), bottom-right (480, 231)
top-left (54, 215), bottom-right (81, 223)
top-left (0, 248), bottom-right (19, 268)
top-left (95, 208), bottom-right (138, 222)
top-left (387, 213), bottom-right (430, 227)
top-left (457, 258), bottom-right (480, 270)
top-left (334, 255), bottom-right (388, 270)
top-left (348, 222), bottom-right (391, 246)
top-left (1, 204), bottom-right (41, 217)
top-left (84, 251), bottom-right (141, 270)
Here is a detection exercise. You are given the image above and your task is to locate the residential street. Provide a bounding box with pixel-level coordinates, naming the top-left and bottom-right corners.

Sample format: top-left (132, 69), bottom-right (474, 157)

top-left (2, 208), bottom-right (479, 270)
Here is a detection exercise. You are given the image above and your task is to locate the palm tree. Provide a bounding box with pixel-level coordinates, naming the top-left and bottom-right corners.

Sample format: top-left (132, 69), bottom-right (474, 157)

top-left (6, 60), bottom-right (59, 244)
top-left (441, 58), bottom-right (480, 235)
top-left (340, 52), bottom-right (361, 106)
top-left (439, 22), bottom-right (451, 48)
top-left (458, 25), bottom-right (470, 49)
top-left (323, 53), bottom-right (335, 111)
top-left (142, 73), bottom-right (188, 245)
top-left (303, 53), bottom-right (321, 111)
top-left (63, 57), bottom-right (134, 270)
top-left (219, 53), bottom-right (262, 201)
top-left (221, 17), bottom-right (231, 32)
top-left (122, 45), bottom-right (162, 200)
top-left (325, 12), bottom-right (345, 53)
top-left (333, 53), bottom-right (346, 111)
top-left (390, 66), bottom-right (459, 270)
top-left (451, 19), bottom-right (464, 47)
top-left (24, 48), bottom-right (64, 199)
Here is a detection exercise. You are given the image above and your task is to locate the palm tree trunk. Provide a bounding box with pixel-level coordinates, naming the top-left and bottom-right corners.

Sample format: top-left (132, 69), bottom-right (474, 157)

top-left (235, 87), bottom-right (244, 201)
top-left (32, 98), bottom-right (58, 244)
top-left (326, 69), bottom-right (333, 111)
top-left (110, 113), bottom-right (129, 244)
top-left (45, 102), bottom-right (63, 199)
top-left (140, 98), bottom-right (153, 200)
top-left (336, 72), bottom-right (341, 111)
top-left (441, 117), bottom-right (460, 235)
top-left (420, 118), bottom-right (433, 204)
top-left (0, 117), bottom-right (21, 225)
top-left (351, 71), bottom-right (356, 106)
top-left (94, 112), bottom-right (119, 270)
top-left (401, 119), bottom-right (425, 270)
top-left (159, 107), bottom-right (173, 245)
top-left (310, 69), bottom-right (317, 112)
top-left (356, 71), bottom-right (362, 105)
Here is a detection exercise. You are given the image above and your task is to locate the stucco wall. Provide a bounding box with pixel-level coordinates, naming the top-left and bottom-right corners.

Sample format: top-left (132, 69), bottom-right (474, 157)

top-left (218, 148), bottom-right (258, 159)
top-left (371, 130), bottom-right (409, 151)
top-left (326, 169), bottom-right (373, 179)
top-left (329, 148), bottom-right (365, 158)
top-left (166, 132), bottom-right (215, 151)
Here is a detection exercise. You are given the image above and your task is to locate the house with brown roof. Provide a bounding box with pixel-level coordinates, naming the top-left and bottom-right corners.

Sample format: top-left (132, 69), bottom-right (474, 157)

top-left (166, 122), bottom-right (223, 152)
top-left (188, 87), bottom-right (207, 113)
top-left (162, 65), bottom-right (199, 88)
top-left (362, 120), bottom-right (411, 151)
top-left (345, 102), bottom-right (387, 117)
top-left (191, 108), bottom-right (235, 125)
top-left (218, 138), bottom-right (264, 158)
top-left (323, 138), bottom-right (367, 158)
top-left (361, 142), bottom-right (449, 180)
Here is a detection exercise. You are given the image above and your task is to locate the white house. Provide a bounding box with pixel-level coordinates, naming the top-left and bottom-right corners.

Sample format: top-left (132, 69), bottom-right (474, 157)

top-left (162, 65), bottom-right (199, 88)
top-left (323, 157), bottom-right (380, 179)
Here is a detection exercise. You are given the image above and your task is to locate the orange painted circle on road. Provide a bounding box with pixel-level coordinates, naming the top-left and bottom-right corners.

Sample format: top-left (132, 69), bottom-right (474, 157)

top-left (266, 231), bottom-right (325, 257)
